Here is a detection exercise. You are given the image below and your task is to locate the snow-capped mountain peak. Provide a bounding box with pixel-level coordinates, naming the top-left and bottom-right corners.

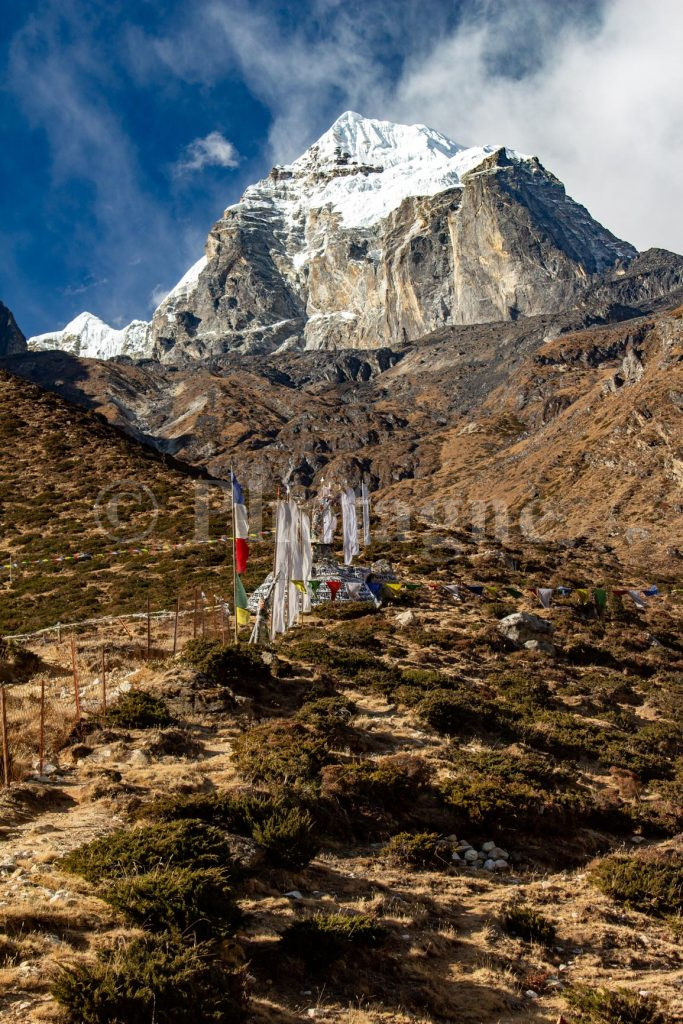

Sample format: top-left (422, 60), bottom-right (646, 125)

top-left (28, 312), bottom-right (152, 361)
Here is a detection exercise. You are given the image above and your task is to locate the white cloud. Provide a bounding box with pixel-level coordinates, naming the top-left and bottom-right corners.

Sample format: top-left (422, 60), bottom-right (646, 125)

top-left (150, 284), bottom-right (170, 307)
top-left (175, 131), bottom-right (240, 174)
top-left (390, 0), bottom-right (683, 252)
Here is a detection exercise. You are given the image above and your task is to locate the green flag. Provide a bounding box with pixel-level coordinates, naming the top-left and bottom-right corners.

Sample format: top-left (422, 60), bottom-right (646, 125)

top-left (235, 574), bottom-right (250, 626)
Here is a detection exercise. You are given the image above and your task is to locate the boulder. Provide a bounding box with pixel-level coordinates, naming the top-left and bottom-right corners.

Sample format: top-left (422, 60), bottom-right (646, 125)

top-left (498, 612), bottom-right (554, 649)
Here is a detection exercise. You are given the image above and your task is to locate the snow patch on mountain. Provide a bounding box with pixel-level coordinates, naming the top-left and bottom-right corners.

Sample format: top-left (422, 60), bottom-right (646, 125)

top-left (28, 313), bottom-right (152, 360)
top-left (245, 111), bottom-right (525, 231)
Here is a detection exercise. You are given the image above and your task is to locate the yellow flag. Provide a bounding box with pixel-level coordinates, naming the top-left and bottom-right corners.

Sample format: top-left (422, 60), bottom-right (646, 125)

top-left (236, 606), bottom-right (251, 626)
top-left (292, 579), bottom-right (307, 594)
top-left (385, 582), bottom-right (402, 593)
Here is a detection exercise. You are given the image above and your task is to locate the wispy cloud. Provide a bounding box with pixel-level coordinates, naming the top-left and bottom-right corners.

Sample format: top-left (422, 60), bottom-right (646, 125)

top-left (175, 131), bottom-right (240, 174)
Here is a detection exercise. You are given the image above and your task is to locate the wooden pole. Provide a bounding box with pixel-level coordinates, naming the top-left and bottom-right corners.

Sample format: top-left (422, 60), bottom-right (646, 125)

top-left (70, 636), bottom-right (81, 721)
top-left (231, 468), bottom-right (239, 643)
top-left (146, 595), bottom-right (152, 659)
top-left (39, 678), bottom-right (45, 776)
top-left (0, 687), bottom-right (10, 787)
top-left (201, 597), bottom-right (205, 637)
top-left (101, 647), bottom-right (107, 713)
top-left (172, 595), bottom-right (180, 655)
top-left (193, 588), bottom-right (198, 639)
top-left (220, 603), bottom-right (226, 644)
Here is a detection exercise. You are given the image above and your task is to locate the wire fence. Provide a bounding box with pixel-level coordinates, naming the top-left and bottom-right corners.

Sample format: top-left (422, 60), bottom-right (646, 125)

top-left (0, 592), bottom-right (232, 789)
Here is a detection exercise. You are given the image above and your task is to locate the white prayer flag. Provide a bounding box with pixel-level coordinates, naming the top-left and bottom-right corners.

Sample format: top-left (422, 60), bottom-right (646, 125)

top-left (361, 480), bottom-right (371, 546)
top-left (346, 581), bottom-right (363, 599)
top-left (443, 584), bottom-right (461, 601)
top-left (322, 504), bottom-right (337, 543)
top-left (234, 503), bottom-right (249, 540)
top-left (341, 488), bottom-right (359, 566)
top-left (271, 502), bottom-right (292, 639)
top-left (628, 589), bottom-right (646, 609)
top-left (301, 511), bottom-right (313, 613)
top-left (288, 501), bottom-right (303, 628)
top-left (537, 588), bottom-right (553, 609)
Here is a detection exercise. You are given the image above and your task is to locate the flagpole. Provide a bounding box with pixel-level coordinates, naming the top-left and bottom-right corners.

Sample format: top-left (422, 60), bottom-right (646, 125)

top-left (230, 467), bottom-right (238, 645)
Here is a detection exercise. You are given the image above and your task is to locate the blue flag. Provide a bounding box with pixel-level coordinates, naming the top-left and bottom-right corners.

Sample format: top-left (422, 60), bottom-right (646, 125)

top-left (231, 471), bottom-right (245, 505)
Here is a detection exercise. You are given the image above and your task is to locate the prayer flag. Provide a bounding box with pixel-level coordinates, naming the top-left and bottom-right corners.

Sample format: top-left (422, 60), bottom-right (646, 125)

top-left (385, 582), bottom-right (402, 593)
top-left (301, 512), bottom-right (313, 613)
top-left (628, 589), bottom-right (646, 609)
top-left (443, 584), bottom-right (460, 601)
top-left (361, 480), bottom-right (371, 546)
top-left (465, 585), bottom-right (484, 596)
top-left (341, 488), bottom-right (359, 566)
top-left (292, 579), bottom-right (307, 594)
top-left (235, 575), bottom-right (251, 626)
top-left (346, 581), bottom-right (363, 599)
top-left (642, 585), bottom-right (659, 597)
top-left (271, 502), bottom-right (292, 638)
top-left (594, 588), bottom-right (607, 610)
top-left (555, 586), bottom-right (573, 597)
top-left (326, 580), bottom-right (342, 601)
top-left (309, 579), bottom-right (321, 595)
top-left (231, 471), bottom-right (249, 573)
top-left (405, 583), bottom-right (421, 591)
top-left (537, 588), bottom-right (553, 609)
top-left (505, 587), bottom-right (523, 598)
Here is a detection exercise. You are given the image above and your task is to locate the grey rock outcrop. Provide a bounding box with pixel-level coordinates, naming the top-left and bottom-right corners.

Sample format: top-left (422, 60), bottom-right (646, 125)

top-left (498, 612), bottom-right (554, 650)
top-left (148, 113), bottom-right (637, 361)
top-left (0, 302), bottom-right (26, 356)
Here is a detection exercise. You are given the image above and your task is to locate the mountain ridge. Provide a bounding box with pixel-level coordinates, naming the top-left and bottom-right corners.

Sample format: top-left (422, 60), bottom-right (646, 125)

top-left (26, 111), bottom-right (652, 361)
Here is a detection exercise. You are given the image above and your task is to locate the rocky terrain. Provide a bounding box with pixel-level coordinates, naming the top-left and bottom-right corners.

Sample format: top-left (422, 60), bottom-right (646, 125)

top-left (0, 526), bottom-right (681, 1024)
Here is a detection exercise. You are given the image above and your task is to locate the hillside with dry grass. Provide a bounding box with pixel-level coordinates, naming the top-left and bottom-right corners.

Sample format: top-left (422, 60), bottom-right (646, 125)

top-left (0, 370), bottom-right (274, 635)
top-left (0, 526), bottom-right (681, 1024)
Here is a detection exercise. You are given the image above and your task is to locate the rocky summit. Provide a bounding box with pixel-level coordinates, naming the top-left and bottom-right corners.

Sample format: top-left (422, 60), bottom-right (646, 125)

top-left (25, 111), bottom-right (667, 362)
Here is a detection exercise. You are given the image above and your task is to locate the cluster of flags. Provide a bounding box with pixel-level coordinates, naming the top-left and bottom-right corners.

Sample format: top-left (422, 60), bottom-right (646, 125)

top-left (231, 472), bottom-right (251, 628)
top-left (430, 581), bottom-right (664, 610)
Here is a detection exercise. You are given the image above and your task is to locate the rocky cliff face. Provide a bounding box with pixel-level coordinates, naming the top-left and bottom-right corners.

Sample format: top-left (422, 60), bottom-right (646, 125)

top-left (149, 113), bottom-right (637, 359)
top-left (0, 301), bottom-right (26, 356)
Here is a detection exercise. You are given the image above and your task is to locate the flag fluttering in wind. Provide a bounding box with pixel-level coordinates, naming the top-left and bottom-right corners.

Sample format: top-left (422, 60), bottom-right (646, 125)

top-left (292, 579), bottom-right (307, 594)
top-left (628, 589), bottom-right (646, 609)
top-left (231, 472), bottom-right (249, 574)
top-left (235, 574), bottom-right (251, 626)
top-left (271, 502), bottom-right (292, 639)
top-left (326, 580), bottom-right (342, 601)
top-left (342, 488), bottom-right (359, 566)
top-left (537, 587), bottom-right (553, 609)
top-left (301, 511), bottom-right (312, 613)
top-left (346, 581), bottom-right (363, 599)
top-left (361, 480), bottom-right (371, 546)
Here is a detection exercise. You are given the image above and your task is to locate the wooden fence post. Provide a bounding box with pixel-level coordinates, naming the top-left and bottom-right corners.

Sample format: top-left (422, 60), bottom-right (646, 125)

top-left (39, 679), bottom-right (45, 776)
top-left (101, 647), bottom-right (107, 713)
top-left (173, 596), bottom-right (180, 655)
top-left (70, 636), bottom-right (81, 721)
top-left (0, 687), bottom-right (10, 787)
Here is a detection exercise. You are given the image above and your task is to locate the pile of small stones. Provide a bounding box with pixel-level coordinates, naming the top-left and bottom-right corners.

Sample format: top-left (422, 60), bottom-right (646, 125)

top-left (450, 838), bottom-right (510, 871)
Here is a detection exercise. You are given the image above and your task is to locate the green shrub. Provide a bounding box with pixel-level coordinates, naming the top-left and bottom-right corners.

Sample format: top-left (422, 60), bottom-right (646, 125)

top-left (144, 789), bottom-right (279, 834)
top-left (321, 754), bottom-right (433, 817)
top-left (101, 867), bottom-right (241, 939)
top-left (231, 721), bottom-right (329, 787)
top-left (251, 806), bottom-right (320, 870)
top-left (104, 691), bottom-right (173, 729)
top-left (500, 905), bottom-right (556, 946)
top-left (589, 854), bottom-right (683, 915)
top-left (295, 696), bottom-right (355, 738)
top-left (280, 912), bottom-right (385, 970)
top-left (182, 639), bottom-right (270, 689)
top-left (61, 820), bottom-right (235, 881)
top-left (566, 985), bottom-right (668, 1024)
top-left (418, 688), bottom-right (520, 738)
top-left (383, 831), bottom-right (450, 869)
top-left (51, 934), bottom-right (246, 1023)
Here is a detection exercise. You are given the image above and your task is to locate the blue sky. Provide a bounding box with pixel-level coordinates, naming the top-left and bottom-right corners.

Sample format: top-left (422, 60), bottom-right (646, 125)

top-left (2, 0), bottom-right (681, 338)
